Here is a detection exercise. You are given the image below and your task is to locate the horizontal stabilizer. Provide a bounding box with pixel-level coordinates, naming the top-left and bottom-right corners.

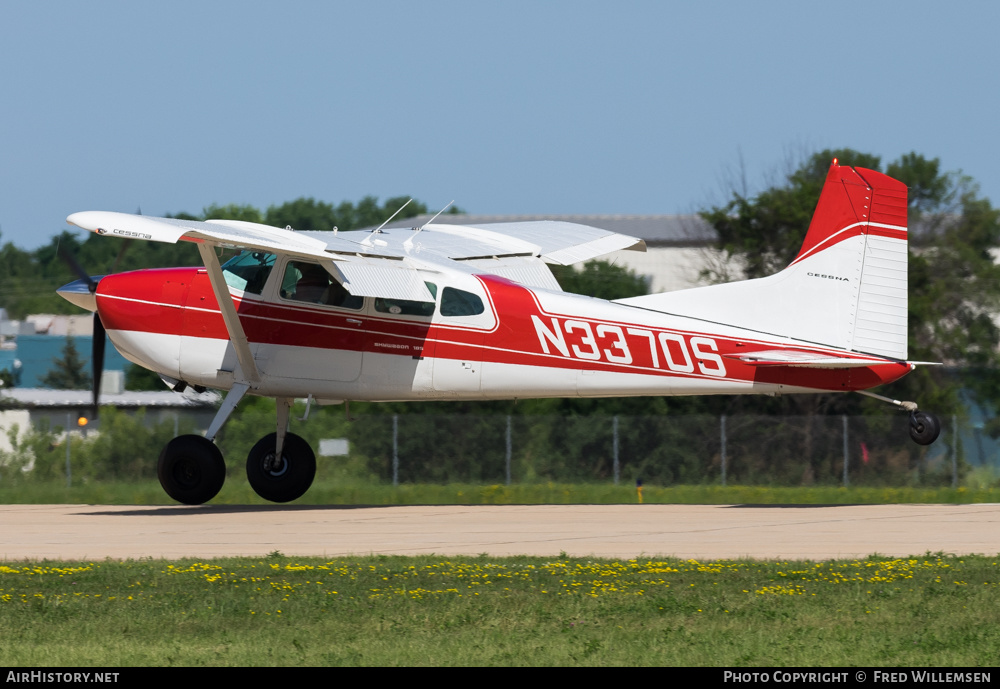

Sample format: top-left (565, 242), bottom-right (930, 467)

top-left (726, 350), bottom-right (888, 368)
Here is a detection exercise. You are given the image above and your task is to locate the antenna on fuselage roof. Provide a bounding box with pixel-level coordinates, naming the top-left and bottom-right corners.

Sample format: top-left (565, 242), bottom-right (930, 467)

top-left (362, 198), bottom-right (413, 247)
top-left (418, 200), bottom-right (455, 231)
top-left (404, 200), bottom-right (455, 249)
top-left (371, 198), bottom-right (412, 235)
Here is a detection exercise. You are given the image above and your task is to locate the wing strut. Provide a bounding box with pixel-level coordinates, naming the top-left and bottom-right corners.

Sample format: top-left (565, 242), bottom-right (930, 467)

top-left (197, 243), bottom-right (261, 386)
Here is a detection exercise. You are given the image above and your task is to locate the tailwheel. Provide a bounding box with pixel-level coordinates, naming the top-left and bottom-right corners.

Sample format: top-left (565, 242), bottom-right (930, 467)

top-left (909, 411), bottom-right (941, 446)
top-left (246, 432), bottom-right (316, 503)
top-left (158, 435), bottom-right (226, 505)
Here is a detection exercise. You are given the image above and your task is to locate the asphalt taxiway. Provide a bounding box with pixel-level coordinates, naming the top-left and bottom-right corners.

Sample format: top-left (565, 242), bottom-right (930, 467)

top-left (1, 503), bottom-right (998, 561)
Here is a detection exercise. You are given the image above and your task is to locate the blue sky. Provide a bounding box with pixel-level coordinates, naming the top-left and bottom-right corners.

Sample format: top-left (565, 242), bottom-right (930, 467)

top-left (2, 1), bottom-right (997, 249)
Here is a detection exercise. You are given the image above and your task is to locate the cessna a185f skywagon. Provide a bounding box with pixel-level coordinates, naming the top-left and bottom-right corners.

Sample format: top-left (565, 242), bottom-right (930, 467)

top-left (58, 161), bottom-right (940, 504)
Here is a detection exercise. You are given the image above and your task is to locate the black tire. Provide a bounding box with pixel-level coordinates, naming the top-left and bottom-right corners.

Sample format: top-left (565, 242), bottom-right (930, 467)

top-left (909, 411), bottom-right (941, 446)
top-left (157, 435), bottom-right (226, 505)
top-left (246, 432), bottom-right (316, 503)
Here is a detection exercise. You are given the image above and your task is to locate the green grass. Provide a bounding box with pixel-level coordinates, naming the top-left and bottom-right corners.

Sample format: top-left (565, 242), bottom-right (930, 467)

top-left (2, 478), bottom-right (1000, 505)
top-left (1, 554), bottom-right (997, 666)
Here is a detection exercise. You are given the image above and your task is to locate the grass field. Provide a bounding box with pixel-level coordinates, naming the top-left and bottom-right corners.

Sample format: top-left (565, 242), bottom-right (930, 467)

top-left (1, 553), bottom-right (997, 666)
top-left (2, 478), bottom-right (1000, 506)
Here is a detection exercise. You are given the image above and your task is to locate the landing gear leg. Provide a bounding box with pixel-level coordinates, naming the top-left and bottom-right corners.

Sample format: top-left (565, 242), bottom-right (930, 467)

top-left (857, 390), bottom-right (941, 446)
top-left (157, 382), bottom-right (250, 505)
top-left (246, 397), bottom-right (316, 503)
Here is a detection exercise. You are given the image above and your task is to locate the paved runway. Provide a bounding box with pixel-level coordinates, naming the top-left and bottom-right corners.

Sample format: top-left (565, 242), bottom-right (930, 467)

top-left (1, 503), bottom-right (998, 561)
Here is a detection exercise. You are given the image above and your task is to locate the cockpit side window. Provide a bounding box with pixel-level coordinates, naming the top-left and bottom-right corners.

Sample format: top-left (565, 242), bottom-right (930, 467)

top-left (374, 282), bottom-right (437, 317)
top-left (279, 261), bottom-right (364, 310)
top-left (221, 251), bottom-right (276, 295)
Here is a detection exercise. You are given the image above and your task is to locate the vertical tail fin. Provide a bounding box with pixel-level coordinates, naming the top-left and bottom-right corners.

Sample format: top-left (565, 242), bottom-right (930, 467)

top-left (788, 161), bottom-right (909, 357)
top-left (616, 161), bottom-right (910, 359)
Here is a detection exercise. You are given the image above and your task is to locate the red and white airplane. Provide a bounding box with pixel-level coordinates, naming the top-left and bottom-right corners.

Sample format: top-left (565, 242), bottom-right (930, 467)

top-left (58, 160), bottom-right (939, 504)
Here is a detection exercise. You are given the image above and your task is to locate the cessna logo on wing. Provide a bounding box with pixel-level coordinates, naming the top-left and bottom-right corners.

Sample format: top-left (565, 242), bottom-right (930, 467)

top-left (110, 228), bottom-right (152, 240)
top-left (807, 272), bottom-right (849, 282)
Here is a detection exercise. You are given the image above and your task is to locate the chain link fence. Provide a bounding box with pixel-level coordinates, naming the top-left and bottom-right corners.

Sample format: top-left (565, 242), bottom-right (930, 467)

top-left (349, 414), bottom-right (967, 488)
top-left (1, 409), bottom-right (981, 488)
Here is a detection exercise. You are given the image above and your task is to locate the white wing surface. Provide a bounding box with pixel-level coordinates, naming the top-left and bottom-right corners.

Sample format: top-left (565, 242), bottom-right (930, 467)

top-left (68, 211), bottom-right (643, 298)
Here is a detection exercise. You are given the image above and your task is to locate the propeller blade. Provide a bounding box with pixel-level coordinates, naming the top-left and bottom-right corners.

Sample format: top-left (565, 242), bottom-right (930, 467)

top-left (92, 313), bottom-right (106, 419)
top-left (58, 244), bottom-right (99, 294)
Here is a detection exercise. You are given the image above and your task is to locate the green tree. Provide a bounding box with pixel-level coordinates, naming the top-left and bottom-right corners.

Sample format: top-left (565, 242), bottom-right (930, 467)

top-left (40, 336), bottom-right (91, 390)
top-left (265, 198), bottom-right (337, 232)
top-left (202, 203), bottom-right (264, 224)
top-left (550, 260), bottom-right (649, 301)
top-left (265, 195), bottom-right (437, 232)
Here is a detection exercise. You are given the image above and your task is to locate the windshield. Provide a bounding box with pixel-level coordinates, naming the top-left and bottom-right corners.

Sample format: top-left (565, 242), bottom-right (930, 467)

top-left (221, 251), bottom-right (276, 294)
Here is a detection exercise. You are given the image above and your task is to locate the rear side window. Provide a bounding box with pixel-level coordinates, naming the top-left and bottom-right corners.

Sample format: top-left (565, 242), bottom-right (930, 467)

top-left (375, 282), bottom-right (437, 317)
top-left (440, 287), bottom-right (485, 317)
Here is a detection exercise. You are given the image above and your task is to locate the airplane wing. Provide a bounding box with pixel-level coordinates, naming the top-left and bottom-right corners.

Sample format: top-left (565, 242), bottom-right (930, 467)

top-left (69, 211), bottom-right (644, 296)
top-left (67, 211), bottom-right (434, 301)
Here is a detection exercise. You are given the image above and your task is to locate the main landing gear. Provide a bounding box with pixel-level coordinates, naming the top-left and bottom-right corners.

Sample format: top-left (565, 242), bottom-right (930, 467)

top-left (857, 390), bottom-right (941, 446)
top-left (156, 385), bottom-right (316, 505)
top-left (246, 432), bottom-right (316, 503)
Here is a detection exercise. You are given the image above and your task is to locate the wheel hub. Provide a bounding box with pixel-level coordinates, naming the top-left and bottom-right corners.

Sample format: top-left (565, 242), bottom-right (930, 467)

top-left (172, 458), bottom-right (201, 486)
top-left (262, 452), bottom-right (289, 477)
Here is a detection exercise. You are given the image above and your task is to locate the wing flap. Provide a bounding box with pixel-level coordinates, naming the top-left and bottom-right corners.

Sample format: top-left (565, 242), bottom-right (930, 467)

top-left (461, 220), bottom-right (645, 264)
top-left (543, 233), bottom-right (647, 266)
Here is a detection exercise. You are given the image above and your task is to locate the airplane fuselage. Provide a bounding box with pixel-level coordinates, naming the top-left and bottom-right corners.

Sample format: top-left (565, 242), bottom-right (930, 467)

top-left (94, 263), bottom-right (911, 403)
